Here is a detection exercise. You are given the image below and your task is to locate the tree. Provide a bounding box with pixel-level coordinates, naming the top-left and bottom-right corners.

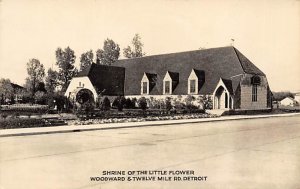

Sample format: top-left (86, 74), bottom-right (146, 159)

top-left (0, 78), bottom-right (13, 104)
top-left (123, 34), bottom-right (146, 58)
top-left (273, 91), bottom-right (295, 101)
top-left (96, 38), bottom-right (120, 65)
top-left (80, 50), bottom-right (94, 71)
top-left (45, 68), bottom-right (59, 94)
top-left (55, 47), bottom-right (78, 92)
top-left (26, 58), bottom-right (45, 96)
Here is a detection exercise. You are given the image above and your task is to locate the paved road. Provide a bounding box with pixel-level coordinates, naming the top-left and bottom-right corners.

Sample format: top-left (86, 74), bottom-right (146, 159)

top-left (0, 115), bottom-right (300, 189)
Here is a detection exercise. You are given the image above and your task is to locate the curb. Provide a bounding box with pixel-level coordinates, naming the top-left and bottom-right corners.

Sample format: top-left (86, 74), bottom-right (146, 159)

top-left (0, 113), bottom-right (299, 138)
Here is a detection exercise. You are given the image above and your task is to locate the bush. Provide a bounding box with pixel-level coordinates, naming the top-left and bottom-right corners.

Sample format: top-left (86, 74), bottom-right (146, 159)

top-left (124, 98), bottom-right (136, 109)
top-left (0, 118), bottom-right (46, 129)
top-left (22, 93), bottom-right (35, 104)
top-left (112, 96), bottom-right (126, 111)
top-left (165, 97), bottom-right (172, 111)
top-left (76, 101), bottom-right (95, 118)
top-left (35, 91), bottom-right (48, 105)
top-left (203, 95), bottom-right (213, 110)
top-left (0, 104), bottom-right (48, 114)
top-left (138, 97), bottom-right (147, 110)
top-left (131, 98), bottom-right (137, 108)
top-left (47, 93), bottom-right (69, 112)
top-left (100, 97), bottom-right (111, 111)
top-left (1, 113), bottom-right (8, 119)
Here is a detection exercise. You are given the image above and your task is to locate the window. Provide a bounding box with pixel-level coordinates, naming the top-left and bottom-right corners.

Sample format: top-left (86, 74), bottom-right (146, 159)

top-left (190, 80), bottom-right (196, 93)
top-left (164, 81), bottom-right (170, 94)
top-left (252, 85), bottom-right (258, 102)
top-left (82, 84), bottom-right (85, 88)
top-left (142, 82), bottom-right (148, 94)
top-left (225, 93), bottom-right (228, 108)
top-left (79, 82), bottom-right (81, 87)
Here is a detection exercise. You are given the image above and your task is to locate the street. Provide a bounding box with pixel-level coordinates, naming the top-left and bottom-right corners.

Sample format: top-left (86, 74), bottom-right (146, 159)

top-left (1, 115), bottom-right (300, 189)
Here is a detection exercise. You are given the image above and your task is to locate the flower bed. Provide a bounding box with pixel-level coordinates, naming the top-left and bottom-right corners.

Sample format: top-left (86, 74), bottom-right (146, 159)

top-left (68, 113), bottom-right (219, 126)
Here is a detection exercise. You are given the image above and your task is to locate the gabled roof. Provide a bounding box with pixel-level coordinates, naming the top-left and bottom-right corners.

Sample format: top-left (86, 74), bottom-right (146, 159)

top-left (233, 48), bottom-right (265, 76)
top-left (10, 83), bottom-right (24, 90)
top-left (116, 46), bottom-right (265, 95)
top-left (281, 97), bottom-right (295, 101)
top-left (167, 71), bottom-right (179, 81)
top-left (193, 69), bottom-right (205, 81)
top-left (221, 78), bottom-right (233, 95)
top-left (75, 63), bottom-right (125, 96)
top-left (144, 73), bottom-right (157, 83)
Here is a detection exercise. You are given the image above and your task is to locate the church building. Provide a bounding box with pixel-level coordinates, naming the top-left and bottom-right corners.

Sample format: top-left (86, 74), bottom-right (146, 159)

top-left (65, 46), bottom-right (272, 110)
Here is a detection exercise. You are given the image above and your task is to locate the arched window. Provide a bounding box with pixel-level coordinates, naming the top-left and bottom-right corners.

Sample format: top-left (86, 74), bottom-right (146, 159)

top-left (251, 75), bottom-right (261, 85)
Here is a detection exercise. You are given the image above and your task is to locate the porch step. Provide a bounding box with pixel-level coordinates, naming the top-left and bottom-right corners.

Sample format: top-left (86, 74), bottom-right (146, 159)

top-left (206, 109), bottom-right (228, 116)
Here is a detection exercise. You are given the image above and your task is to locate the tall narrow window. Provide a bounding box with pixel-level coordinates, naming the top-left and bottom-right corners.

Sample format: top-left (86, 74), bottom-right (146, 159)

top-left (142, 82), bottom-right (148, 94)
top-left (252, 85), bottom-right (258, 102)
top-left (79, 82), bottom-right (81, 87)
top-left (164, 81), bottom-right (170, 94)
top-left (225, 93), bottom-right (228, 108)
top-left (190, 80), bottom-right (196, 93)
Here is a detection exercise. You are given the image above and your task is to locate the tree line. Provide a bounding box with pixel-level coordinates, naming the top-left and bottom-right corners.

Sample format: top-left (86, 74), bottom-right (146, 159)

top-left (0, 34), bottom-right (145, 103)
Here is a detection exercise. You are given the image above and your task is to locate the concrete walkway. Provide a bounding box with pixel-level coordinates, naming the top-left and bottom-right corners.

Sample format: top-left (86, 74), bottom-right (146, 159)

top-left (1, 113), bottom-right (300, 137)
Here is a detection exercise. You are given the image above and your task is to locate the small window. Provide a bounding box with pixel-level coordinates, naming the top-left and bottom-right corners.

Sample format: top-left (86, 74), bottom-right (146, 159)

top-left (79, 82), bottom-right (81, 87)
top-left (252, 85), bottom-right (258, 102)
top-left (142, 82), bottom-right (148, 94)
top-left (190, 80), bottom-right (196, 93)
top-left (165, 81), bottom-right (170, 94)
top-left (82, 84), bottom-right (85, 88)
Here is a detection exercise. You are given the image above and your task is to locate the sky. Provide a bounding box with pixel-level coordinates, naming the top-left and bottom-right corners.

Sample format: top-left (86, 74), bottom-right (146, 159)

top-left (0, 0), bottom-right (299, 92)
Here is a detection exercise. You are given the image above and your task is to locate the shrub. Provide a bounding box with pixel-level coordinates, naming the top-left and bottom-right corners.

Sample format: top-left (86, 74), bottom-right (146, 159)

top-left (76, 101), bottom-right (95, 118)
top-left (138, 97), bottom-right (147, 110)
top-left (112, 96), bottom-right (126, 111)
top-left (203, 95), bottom-right (213, 110)
top-left (10, 95), bottom-right (15, 105)
top-left (100, 97), bottom-right (111, 111)
top-left (124, 98), bottom-right (134, 109)
top-left (22, 93), bottom-right (35, 104)
top-left (47, 93), bottom-right (69, 111)
top-left (131, 98), bottom-right (137, 108)
top-left (165, 97), bottom-right (172, 111)
top-left (35, 91), bottom-right (48, 105)
top-left (0, 118), bottom-right (46, 129)
top-left (1, 113), bottom-right (8, 119)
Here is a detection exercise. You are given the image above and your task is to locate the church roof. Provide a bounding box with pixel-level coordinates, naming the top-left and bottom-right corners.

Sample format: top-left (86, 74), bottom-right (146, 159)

top-left (75, 63), bottom-right (125, 96)
top-left (115, 46), bottom-right (265, 95)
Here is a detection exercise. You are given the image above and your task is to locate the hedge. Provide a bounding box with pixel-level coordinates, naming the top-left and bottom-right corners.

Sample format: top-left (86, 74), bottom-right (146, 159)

top-left (0, 104), bottom-right (49, 114)
top-left (0, 118), bottom-right (46, 129)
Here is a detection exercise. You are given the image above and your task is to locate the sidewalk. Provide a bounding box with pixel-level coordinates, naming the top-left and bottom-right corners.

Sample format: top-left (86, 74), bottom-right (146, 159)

top-left (1, 113), bottom-right (299, 137)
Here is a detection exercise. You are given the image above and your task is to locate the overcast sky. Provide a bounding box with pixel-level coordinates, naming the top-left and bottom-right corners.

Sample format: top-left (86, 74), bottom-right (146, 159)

top-left (0, 0), bottom-right (299, 92)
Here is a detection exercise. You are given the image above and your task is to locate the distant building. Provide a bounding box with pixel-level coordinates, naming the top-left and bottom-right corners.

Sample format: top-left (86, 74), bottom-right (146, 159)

top-left (65, 46), bottom-right (272, 110)
top-left (294, 93), bottom-right (300, 104)
top-left (280, 97), bottom-right (297, 107)
top-left (0, 82), bottom-right (25, 104)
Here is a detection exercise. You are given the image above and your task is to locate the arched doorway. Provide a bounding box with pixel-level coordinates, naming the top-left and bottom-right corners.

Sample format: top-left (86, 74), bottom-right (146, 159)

top-left (76, 88), bottom-right (95, 104)
top-left (214, 86), bottom-right (228, 109)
